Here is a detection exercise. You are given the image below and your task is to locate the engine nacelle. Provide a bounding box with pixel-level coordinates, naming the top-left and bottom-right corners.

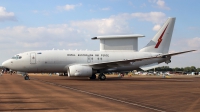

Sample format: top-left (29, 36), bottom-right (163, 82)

top-left (68, 65), bottom-right (93, 77)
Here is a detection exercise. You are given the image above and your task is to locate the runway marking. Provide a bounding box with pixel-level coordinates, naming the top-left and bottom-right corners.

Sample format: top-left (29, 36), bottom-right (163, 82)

top-left (32, 78), bottom-right (165, 112)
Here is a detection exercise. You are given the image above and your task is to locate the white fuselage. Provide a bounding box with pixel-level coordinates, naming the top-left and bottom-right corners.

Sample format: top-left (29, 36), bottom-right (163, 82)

top-left (2, 50), bottom-right (165, 73)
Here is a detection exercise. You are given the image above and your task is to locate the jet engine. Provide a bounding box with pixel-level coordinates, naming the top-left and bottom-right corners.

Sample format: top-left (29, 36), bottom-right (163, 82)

top-left (67, 65), bottom-right (93, 77)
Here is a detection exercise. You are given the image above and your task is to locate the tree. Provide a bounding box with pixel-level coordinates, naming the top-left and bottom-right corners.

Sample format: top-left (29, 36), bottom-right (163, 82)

top-left (180, 67), bottom-right (184, 71)
top-left (148, 66), bottom-right (199, 72)
top-left (197, 68), bottom-right (200, 72)
top-left (174, 67), bottom-right (180, 72)
top-left (184, 67), bottom-right (191, 72)
top-left (190, 66), bottom-right (196, 72)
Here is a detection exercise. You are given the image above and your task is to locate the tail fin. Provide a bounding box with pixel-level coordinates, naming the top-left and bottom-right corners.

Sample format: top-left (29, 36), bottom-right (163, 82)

top-left (139, 17), bottom-right (176, 53)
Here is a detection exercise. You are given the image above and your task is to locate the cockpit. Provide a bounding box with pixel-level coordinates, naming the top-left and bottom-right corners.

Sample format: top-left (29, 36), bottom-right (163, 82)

top-left (11, 55), bottom-right (22, 59)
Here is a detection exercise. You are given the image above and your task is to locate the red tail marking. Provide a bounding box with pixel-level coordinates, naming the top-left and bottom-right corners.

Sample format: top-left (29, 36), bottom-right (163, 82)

top-left (155, 24), bottom-right (169, 48)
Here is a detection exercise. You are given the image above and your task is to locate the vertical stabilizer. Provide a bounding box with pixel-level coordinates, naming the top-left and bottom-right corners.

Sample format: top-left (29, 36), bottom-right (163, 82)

top-left (139, 17), bottom-right (176, 53)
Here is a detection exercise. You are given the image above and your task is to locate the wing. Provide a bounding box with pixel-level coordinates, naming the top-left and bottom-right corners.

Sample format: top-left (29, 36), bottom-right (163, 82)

top-left (88, 56), bottom-right (158, 69)
top-left (86, 50), bottom-right (196, 69)
top-left (158, 50), bottom-right (196, 57)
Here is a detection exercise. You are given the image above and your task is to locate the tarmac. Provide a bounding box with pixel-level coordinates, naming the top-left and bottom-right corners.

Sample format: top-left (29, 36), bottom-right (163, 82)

top-left (0, 74), bottom-right (200, 112)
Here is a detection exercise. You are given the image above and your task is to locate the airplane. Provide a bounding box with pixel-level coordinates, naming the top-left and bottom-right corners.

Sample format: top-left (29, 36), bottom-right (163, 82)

top-left (2, 17), bottom-right (196, 80)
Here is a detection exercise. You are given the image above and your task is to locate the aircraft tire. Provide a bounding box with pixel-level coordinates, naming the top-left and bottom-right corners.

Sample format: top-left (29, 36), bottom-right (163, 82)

top-left (98, 74), bottom-right (106, 80)
top-left (24, 76), bottom-right (30, 80)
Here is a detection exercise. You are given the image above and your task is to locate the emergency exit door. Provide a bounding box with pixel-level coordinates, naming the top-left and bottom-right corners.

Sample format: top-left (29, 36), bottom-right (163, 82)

top-left (30, 53), bottom-right (36, 64)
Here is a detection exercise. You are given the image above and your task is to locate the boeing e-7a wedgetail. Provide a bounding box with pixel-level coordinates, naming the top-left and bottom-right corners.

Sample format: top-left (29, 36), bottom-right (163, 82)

top-left (2, 17), bottom-right (196, 80)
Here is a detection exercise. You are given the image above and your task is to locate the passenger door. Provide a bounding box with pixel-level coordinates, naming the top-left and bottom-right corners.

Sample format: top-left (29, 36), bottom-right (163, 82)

top-left (30, 53), bottom-right (36, 64)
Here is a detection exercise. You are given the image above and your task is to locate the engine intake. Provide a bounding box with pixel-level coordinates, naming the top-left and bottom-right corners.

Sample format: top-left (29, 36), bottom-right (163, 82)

top-left (68, 65), bottom-right (93, 77)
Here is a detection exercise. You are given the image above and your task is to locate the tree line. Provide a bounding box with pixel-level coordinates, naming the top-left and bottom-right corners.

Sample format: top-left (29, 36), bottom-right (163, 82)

top-left (148, 66), bottom-right (200, 72)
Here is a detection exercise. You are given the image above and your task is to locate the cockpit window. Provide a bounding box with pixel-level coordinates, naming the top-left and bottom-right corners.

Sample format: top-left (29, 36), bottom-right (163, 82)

top-left (12, 55), bottom-right (22, 59)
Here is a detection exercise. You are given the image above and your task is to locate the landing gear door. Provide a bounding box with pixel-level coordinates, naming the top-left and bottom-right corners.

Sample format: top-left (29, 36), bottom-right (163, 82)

top-left (30, 53), bottom-right (36, 64)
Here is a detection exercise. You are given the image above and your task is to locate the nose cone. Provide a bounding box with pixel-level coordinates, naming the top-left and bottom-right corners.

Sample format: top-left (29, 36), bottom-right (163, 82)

top-left (2, 60), bottom-right (11, 68)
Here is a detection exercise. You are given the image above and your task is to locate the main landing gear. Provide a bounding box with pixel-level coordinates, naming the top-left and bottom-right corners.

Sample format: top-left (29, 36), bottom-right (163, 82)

top-left (89, 74), bottom-right (96, 80)
top-left (89, 73), bottom-right (106, 80)
top-left (98, 73), bottom-right (106, 80)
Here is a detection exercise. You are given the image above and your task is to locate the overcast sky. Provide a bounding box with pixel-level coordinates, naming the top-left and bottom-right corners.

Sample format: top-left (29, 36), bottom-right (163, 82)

top-left (0, 0), bottom-right (199, 68)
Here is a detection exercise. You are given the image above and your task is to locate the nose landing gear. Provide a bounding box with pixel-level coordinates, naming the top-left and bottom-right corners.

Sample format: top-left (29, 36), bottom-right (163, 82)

top-left (23, 73), bottom-right (30, 80)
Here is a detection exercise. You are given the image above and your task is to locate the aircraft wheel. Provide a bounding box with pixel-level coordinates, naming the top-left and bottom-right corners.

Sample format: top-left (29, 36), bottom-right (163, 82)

top-left (89, 74), bottom-right (96, 80)
top-left (24, 75), bottom-right (30, 80)
top-left (98, 74), bottom-right (106, 80)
